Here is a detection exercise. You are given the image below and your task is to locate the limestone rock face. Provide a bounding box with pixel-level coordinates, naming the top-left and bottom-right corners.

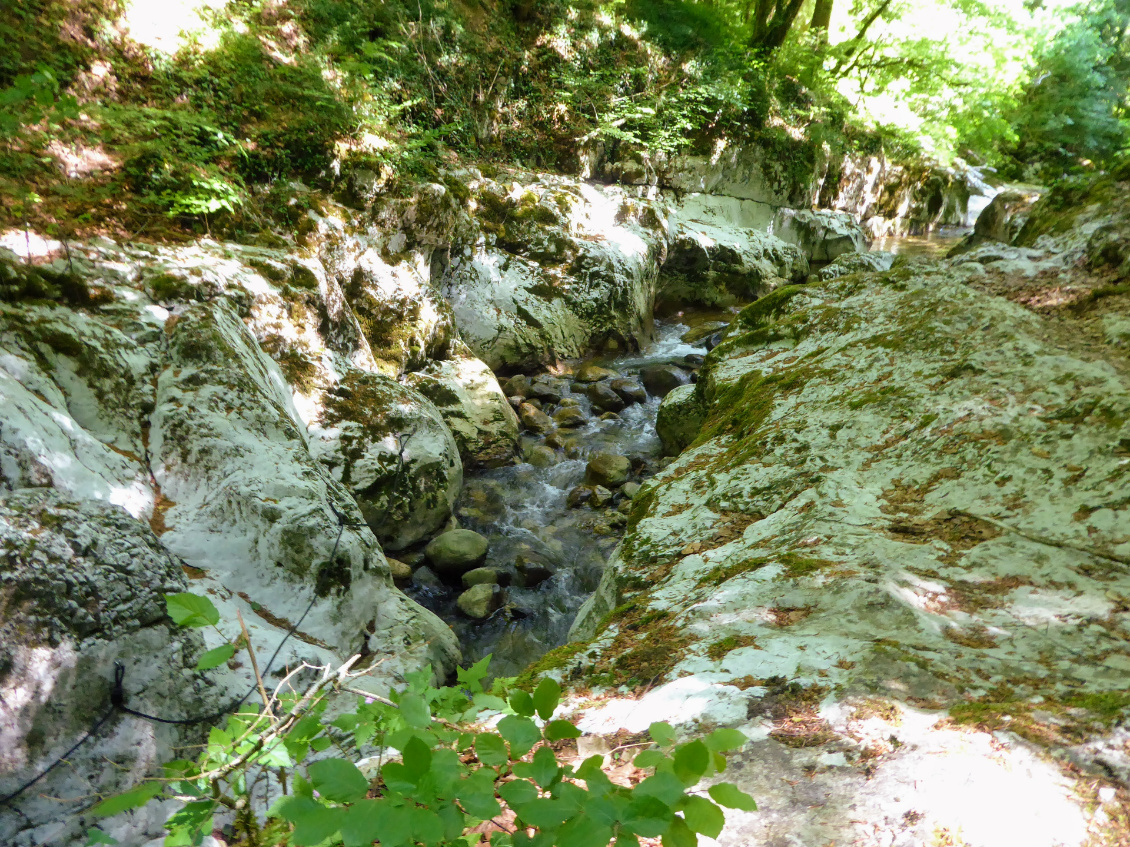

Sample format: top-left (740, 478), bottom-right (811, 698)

top-left (772, 208), bottom-right (869, 262)
top-left (404, 348), bottom-right (520, 468)
top-left (0, 490), bottom-right (221, 847)
top-left (812, 250), bottom-right (895, 281)
top-left (568, 251), bottom-right (1130, 845)
top-left (310, 368), bottom-right (463, 550)
top-left (439, 177), bottom-right (669, 370)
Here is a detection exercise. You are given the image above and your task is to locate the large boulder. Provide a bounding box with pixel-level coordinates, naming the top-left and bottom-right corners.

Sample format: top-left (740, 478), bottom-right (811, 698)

top-left (568, 256), bottom-right (1130, 845)
top-left (0, 490), bottom-right (221, 847)
top-left (812, 250), bottom-right (895, 281)
top-left (585, 453), bottom-right (631, 489)
top-left (404, 348), bottom-right (520, 468)
top-left (311, 368), bottom-right (463, 550)
top-left (772, 208), bottom-right (869, 262)
top-left (655, 383), bottom-right (705, 455)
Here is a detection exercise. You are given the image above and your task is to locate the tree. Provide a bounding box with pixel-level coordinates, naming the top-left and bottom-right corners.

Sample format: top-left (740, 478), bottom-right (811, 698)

top-left (747, 0), bottom-right (808, 53)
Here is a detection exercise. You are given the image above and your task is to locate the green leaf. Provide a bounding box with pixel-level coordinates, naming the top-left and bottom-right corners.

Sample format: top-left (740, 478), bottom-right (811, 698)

top-left (543, 719), bottom-right (581, 741)
top-left (498, 778), bottom-right (539, 808)
top-left (340, 799), bottom-right (390, 847)
top-left (399, 693), bottom-right (432, 728)
top-left (631, 749), bottom-right (668, 769)
top-left (194, 643), bottom-right (235, 671)
top-left (518, 746), bottom-right (559, 788)
top-left (673, 740), bottom-right (710, 785)
top-left (402, 735), bottom-right (433, 781)
top-left (274, 796), bottom-right (342, 846)
top-left (310, 736), bottom-right (332, 753)
top-left (91, 782), bottom-right (163, 817)
top-left (307, 758), bottom-right (369, 803)
top-left (681, 795), bottom-right (724, 838)
top-left (636, 771), bottom-right (687, 806)
top-left (662, 816), bottom-right (697, 847)
top-left (85, 829), bottom-right (117, 845)
top-left (163, 800), bottom-right (215, 846)
top-left (460, 776), bottom-right (502, 819)
top-left (649, 721), bottom-right (677, 747)
top-left (707, 782), bottom-right (757, 811)
top-left (165, 593), bottom-right (219, 628)
top-left (556, 815), bottom-right (614, 847)
top-left (621, 794), bottom-right (672, 838)
top-left (532, 677), bottom-right (561, 720)
top-left (498, 715), bottom-right (542, 757)
top-left (409, 806), bottom-right (446, 845)
top-left (703, 728), bottom-right (747, 752)
top-left (509, 689), bottom-right (536, 717)
top-left (515, 797), bottom-right (573, 828)
top-left (575, 755), bottom-right (606, 781)
top-left (476, 732), bottom-right (509, 767)
top-left (458, 655), bottom-right (492, 694)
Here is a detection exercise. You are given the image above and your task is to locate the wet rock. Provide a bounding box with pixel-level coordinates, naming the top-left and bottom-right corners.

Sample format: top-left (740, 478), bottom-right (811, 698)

top-left (525, 445), bottom-right (559, 467)
top-left (656, 383), bottom-right (705, 455)
top-left (403, 349), bottom-right (520, 468)
top-left (609, 378), bottom-right (647, 404)
top-left (545, 432), bottom-right (567, 450)
top-left (554, 406), bottom-right (589, 428)
top-left (575, 363), bottom-right (619, 383)
top-left (559, 396), bottom-right (584, 408)
top-left (388, 558), bottom-right (413, 581)
top-left (591, 486), bottom-right (614, 508)
top-left (586, 381), bottom-right (627, 412)
top-left (400, 549), bottom-right (427, 567)
top-left (812, 250), bottom-right (895, 281)
top-left (515, 555), bottom-right (556, 588)
top-left (640, 364), bottom-right (690, 398)
top-left (519, 402), bottom-right (555, 434)
top-left (462, 567), bottom-right (504, 589)
top-left (682, 353), bottom-right (705, 368)
top-left (507, 395), bottom-right (524, 409)
top-left (425, 529), bottom-right (489, 575)
top-left (621, 481), bottom-right (642, 500)
top-left (586, 453), bottom-right (631, 488)
top-left (566, 486), bottom-right (593, 508)
top-left (529, 379), bottom-right (564, 403)
top-left (502, 374), bottom-right (532, 398)
top-left (681, 322), bottom-right (729, 345)
top-left (600, 411), bottom-right (621, 421)
top-left (411, 565), bottom-right (443, 590)
top-left (457, 583), bottom-right (503, 619)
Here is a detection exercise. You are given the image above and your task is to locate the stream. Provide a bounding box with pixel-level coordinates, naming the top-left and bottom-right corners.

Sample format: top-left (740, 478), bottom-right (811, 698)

top-left (404, 312), bottom-right (727, 678)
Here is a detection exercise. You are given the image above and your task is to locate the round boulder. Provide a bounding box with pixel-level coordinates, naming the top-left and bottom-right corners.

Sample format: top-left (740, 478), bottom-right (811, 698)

top-left (425, 529), bottom-right (490, 575)
top-left (640, 364), bottom-right (691, 398)
top-left (457, 583), bottom-right (504, 619)
top-left (575, 363), bottom-right (619, 383)
top-left (586, 382), bottom-right (627, 413)
top-left (610, 377), bottom-right (647, 405)
top-left (585, 452), bottom-right (631, 488)
top-left (554, 407), bottom-right (589, 428)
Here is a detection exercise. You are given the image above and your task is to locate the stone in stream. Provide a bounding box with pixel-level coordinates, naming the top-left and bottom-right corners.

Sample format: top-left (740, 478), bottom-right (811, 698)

top-left (519, 402), bottom-right (555, 434)
top-left (682, 353), bottom-right (705, 368)
top-left (680, 321), bottom-right (729, 345)
top-left (590, 486), bottom-right (614, 508)
top-left (462, 567), bottom-right (508, 589)
top-left (609, 377), bottom-right (647, 404)
top-left (586, 452), bottom-right (631, 488)
top-left (411, 565), bottom-right (443, 590)
top-left (387, 558), bottom-right (413, 581)
top-left (640, 363), bottom-right (690, 397)
top-left (507, 395), bottom-right (524, 409)
top-left (529, 379), bottom-right (564, 403)
top-left (574, 362), bottom-right (619, 383)
top-left (554, 406), bottom-right (589, 428)
top-left (566, 486), bottom-right (592, 508)
top-left (525, 445), bottom-right (559, 467)
top-left (457, 583), bottom-right (503, 619)
top-left (515, 555), bottom-right (556, 588)
top-left (586, 381), bottom-right (627, 412)
top-left (544, 432), bottom-right (567, 450)
top-left (600, 412), bottom-right (620, 421)
top-left (559, 396), bottom-right (584, 408)
top-left (656, 383), bottom-right (706, 455)
top-left (621, 481), bottom-right (642, 500)
top-left (502, 374), bottom-right (532, 397)
top-left (425, 529), bottom-right (489, 575)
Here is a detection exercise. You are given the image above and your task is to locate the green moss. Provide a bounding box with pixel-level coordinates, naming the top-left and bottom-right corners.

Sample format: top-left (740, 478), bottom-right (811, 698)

top-left (778, 553), bottom-right (835, 578)
top-left (706, 634), bottom-right (758, 661)
top-left (736, 285), bottom-right (807, 330)
top-left (514, 641), bottom-right (589, 689)
top-left (697, 557), bottom-right (770, 587)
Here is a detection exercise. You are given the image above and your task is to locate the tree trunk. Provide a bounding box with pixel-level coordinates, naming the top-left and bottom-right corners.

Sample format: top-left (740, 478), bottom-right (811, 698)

top-left (750, 0), bottom-right (806, 53)
top-left (810, 0), bottom-right (833, 33)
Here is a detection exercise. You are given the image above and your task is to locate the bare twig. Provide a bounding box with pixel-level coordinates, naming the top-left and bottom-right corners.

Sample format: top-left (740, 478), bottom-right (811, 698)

top-left (237, 608), bottom-right (272, 715)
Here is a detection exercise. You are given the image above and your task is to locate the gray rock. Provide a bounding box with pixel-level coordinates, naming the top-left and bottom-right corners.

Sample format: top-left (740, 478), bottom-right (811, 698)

top-left (515, 555), bottom-right (556, 588)
top-left (559, 396), bottom-right (584, 408)
top-left (610, 378), bottom-right (647, 404)
top-left (525, 445), bottom-right (559, 468)
top-left (519, 402), bottom-right (556, 434)
top-left (566, 486), bottom-right (593, 508)
top-left (681, 321), bottom-right (729, 345)
top-left (411, 565), bottom-right (443, 590)
top-left (586, 382), bottom-right (627, 413)
top-left (591, 485), bottom-right (614, 508)
top-left (575, 363), bottom-right (619, 383)
top-left (554, 406), bottom-right (589, 428)
top-left (457, 583), bottom-right (503, 619)
top-left (656, 383), bottom-right (705, 455)
top-left (586, 453), bottom-right (632, 488)
top-left (425, 529), bottom-right (490, 575)
top-left (502, 374), bottom-right (532, 398)
top-left (641, 364), bottom-right (691, 398)
top-left (462, 567), bottom-right (504, 589)
top-left (621, 481), bottom-right (642, 499)
top-left (813, 250), bottom-right (895, 281)
top-left (529, 380), bottom-right (564, 403)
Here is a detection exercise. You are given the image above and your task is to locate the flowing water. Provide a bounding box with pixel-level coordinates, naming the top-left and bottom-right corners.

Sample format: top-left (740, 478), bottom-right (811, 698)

top-left (872, 231), bottom-right (967, 259)
top-left (405, 314), bottom-right (726, 678)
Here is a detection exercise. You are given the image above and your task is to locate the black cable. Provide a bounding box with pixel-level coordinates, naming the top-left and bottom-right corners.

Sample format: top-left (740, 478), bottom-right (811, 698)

top-left (0, 709), bottom-right (116, 807)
